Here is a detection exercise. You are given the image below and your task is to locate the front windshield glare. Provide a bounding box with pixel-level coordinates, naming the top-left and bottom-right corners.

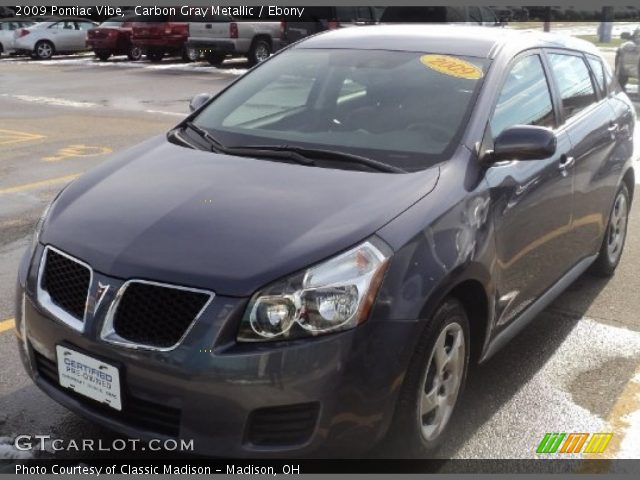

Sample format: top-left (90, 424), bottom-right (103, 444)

top-left (194, 48), bottom-right (487, 171)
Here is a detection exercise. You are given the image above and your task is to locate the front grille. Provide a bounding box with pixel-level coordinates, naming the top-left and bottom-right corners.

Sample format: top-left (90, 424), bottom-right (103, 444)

top-left (246, 402), bottom-right (320, 447)
top-left (111, 282), bottom-right (211, 349)
top-left (42, 248), bottom-right (91, 321)
top-left (34, 350), bottom-right (181, 437)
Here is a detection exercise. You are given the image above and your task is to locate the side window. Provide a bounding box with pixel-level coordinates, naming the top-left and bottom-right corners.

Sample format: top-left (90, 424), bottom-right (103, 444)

top-left (490, 55), bottom-right (555, 138)
top-left (547, 53), bottom-right (597, 121)
top-left (480, 7), bottom-right (497, 24)
top-left (356, 7), bottom-right (373, 21)
top-left (446, 7), bottom-right (465, 22)
top-left (336, 7), bottom-right (358, 23)
top-left (602, 59), bottom-right (619, 94)
top-left (586, 56), bottom-right (606, 95)
top-left (49, 22), bottom-right (64, 30)
top-left (76, 22), bottom-right (95, 31)
top-left (467, 7), bottom-right (482, 24)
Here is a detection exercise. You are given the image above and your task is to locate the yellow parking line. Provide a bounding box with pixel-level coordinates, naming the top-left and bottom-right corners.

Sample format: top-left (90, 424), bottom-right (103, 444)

top-left (0, 173), bottom-right (81, 195)
top-left (0, 129), bottom-right (46, 146)
top-left (0, 318), bottom-right (15, 334)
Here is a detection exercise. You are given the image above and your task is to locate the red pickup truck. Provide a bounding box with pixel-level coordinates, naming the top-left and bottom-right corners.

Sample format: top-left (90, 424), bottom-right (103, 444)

top-left (87, 15), bottom-right (142, 61)
top-left (130, 14), bottom-right (195, 62)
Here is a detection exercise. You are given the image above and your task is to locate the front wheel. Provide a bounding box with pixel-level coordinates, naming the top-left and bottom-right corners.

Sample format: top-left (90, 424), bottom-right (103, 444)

top-left (591, 183), bottom-right (630, 277)
top-left (387, 297), bottom-right (470, 456)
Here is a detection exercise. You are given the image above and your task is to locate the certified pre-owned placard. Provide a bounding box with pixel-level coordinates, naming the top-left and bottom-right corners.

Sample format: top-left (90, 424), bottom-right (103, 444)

top-left (56, 345), bottom-right (122, 411)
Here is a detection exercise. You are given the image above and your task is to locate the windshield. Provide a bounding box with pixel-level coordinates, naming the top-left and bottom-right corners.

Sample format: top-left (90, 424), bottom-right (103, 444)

top-left (193, 48), bottom-right (488, 171)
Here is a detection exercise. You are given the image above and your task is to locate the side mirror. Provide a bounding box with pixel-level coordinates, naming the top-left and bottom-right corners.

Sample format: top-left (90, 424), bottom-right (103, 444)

top-left (490, 125), bottom-right (557, 162)
top-left (621, 32), bottom-right (631, 40)
top-left (189, 93), bottom-right (213, 112)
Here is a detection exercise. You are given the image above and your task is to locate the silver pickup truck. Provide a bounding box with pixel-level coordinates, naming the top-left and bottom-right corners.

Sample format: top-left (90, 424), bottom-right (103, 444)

top-left (186, 15), bottom-right (283, 66)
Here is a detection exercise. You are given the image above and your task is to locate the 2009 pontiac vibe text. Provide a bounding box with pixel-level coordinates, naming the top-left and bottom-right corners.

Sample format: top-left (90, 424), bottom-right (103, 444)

top-left (16, 25), bottom-right (635, 457)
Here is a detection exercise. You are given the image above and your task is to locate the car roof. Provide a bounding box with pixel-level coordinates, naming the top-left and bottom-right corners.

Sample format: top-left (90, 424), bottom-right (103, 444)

top-left (296, 24), bottom-right (600, 59)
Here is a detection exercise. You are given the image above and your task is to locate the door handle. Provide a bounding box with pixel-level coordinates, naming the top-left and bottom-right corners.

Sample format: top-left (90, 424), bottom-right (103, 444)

top-left (559, 154), bottom-right (575, 174)
top-left (608, 123), bottom-right (619, 132)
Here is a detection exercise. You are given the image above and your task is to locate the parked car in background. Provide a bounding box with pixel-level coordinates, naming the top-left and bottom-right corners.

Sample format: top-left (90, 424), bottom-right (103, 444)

top-left (380, 6), bottom-right (500, 25)
top-left (281, 6), bottom-right (376, 46)
top-left (88, 14), bottom-right (142, 61)
top-left (13, 18), bottom-right (98, 60)
top-left (130, 14), bottom-right (193, 62)
top-left (186, 14), bottom-right (282, 66)
top-left (0, 18), bottom-right (35, 56)
top-left (616, 28), bottom-right (640, 91)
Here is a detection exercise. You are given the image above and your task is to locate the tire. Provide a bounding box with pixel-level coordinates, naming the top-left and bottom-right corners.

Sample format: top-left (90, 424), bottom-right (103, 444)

top-left (591, 183), bottom-right (630, 277)
top-left (386, 297), bottom-right (470, 456)
top-left (182, 46), bottom-right (198, 62)
top-left (615, 54), bottom-right (628, 91)
top-left (247, 38), bottom-right (271, 66)
top-left (0, 43), bottom-right (4, 56)
top-left (146, 50), bottom-right (164, 62)
top-left (127, 45), bottom-right (142, 61)
top-left (95, 50), bottom-right (110, 61)
top-left (205, 52), bottom-right (225, 66)
top-left (34, 40), bottom-right (54, 60)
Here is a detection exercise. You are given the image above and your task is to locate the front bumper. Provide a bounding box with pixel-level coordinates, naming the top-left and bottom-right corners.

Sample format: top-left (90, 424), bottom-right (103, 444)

top-left (16, 244), bottom-right (415, 457)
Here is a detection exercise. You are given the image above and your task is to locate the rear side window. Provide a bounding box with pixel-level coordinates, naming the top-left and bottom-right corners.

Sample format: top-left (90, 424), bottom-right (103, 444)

top-left (586, 56), bottom-right (606, 95)
top-left (547, 53), bottom-right (597, 121)
top-left (490, 54), bottom-right (555, 138)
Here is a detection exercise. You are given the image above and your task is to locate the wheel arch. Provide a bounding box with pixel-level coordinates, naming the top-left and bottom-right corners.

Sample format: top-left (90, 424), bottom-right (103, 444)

top-left (416, 264), bottom-right (493, 365)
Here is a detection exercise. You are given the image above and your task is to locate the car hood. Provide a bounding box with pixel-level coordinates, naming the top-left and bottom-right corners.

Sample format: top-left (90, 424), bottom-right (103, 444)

top-left (42, 136), bottom-right (439, 296)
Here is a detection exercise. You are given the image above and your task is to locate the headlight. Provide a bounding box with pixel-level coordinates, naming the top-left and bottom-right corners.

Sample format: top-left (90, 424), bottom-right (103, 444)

top-left (30, 187), bottom-right (66, 253)
top-left (238, 239), bottom-right (391, 342)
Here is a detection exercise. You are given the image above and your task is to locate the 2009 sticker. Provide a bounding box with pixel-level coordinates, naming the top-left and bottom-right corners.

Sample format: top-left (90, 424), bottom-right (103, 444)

top-left (420, 54), bottom-right (484, 80)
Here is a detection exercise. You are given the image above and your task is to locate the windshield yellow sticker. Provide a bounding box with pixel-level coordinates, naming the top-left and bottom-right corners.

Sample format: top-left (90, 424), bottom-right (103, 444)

top-left (420, 55), bottom-right (483, 80)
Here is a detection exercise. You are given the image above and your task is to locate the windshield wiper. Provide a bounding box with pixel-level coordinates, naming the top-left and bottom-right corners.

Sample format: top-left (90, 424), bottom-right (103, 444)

top-left (182, 125), bottom-right (313, 167)
top-left (229, 145), bottom-right (405, 173)
top-left (183, 121), bottom-right (226, 152)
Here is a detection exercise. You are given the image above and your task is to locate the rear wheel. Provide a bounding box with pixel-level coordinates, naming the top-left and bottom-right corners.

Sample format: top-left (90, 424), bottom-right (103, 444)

top-left (247, 38), bottom-right (271, 66)
top-left (146, 49), bottom-right (164, 62)
top-left (34, 40), bottom-right (54, 60)
top-left (127, 45), bottom-right (142, 61)
top-left (95, 50), bottom-right (111, 61)
top-left (182, 46), bottom-right (198, 62)
top-left (205, 52), bottom-right (225, 66)
top-left (591, 183), bottom-right (630, 277)
top-left (386, 297), bottom-right (470, 456)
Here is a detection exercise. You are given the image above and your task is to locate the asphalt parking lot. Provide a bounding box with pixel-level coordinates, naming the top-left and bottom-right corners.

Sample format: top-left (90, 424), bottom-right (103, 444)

top-left (0, 50), bottom-right (639, 463)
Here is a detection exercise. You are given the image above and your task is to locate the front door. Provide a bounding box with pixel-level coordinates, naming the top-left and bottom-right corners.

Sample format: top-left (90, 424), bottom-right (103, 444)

top-left (484, 52), bottom-right (575, 327)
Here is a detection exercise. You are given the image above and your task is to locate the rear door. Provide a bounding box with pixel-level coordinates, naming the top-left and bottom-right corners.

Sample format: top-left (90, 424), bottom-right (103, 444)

top-left (485, 51), bottom-right (575, 326)
top-left (544, 50), bottom-right (618, 263)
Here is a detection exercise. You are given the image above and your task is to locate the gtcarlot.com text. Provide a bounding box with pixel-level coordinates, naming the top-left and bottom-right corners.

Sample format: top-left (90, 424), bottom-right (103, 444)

top-left (14, 435), bottom-right (193, 453)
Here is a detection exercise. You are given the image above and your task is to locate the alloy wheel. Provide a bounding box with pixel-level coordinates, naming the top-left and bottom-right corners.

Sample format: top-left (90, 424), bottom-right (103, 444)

top-left (606, 191), bottom-right (628, 265)
top-left (254, 43), bottom-right (270, 63)
top-left (36, 42), bottom-right (53, 59)
top-left (419, 322), bottom-right (465, 442)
